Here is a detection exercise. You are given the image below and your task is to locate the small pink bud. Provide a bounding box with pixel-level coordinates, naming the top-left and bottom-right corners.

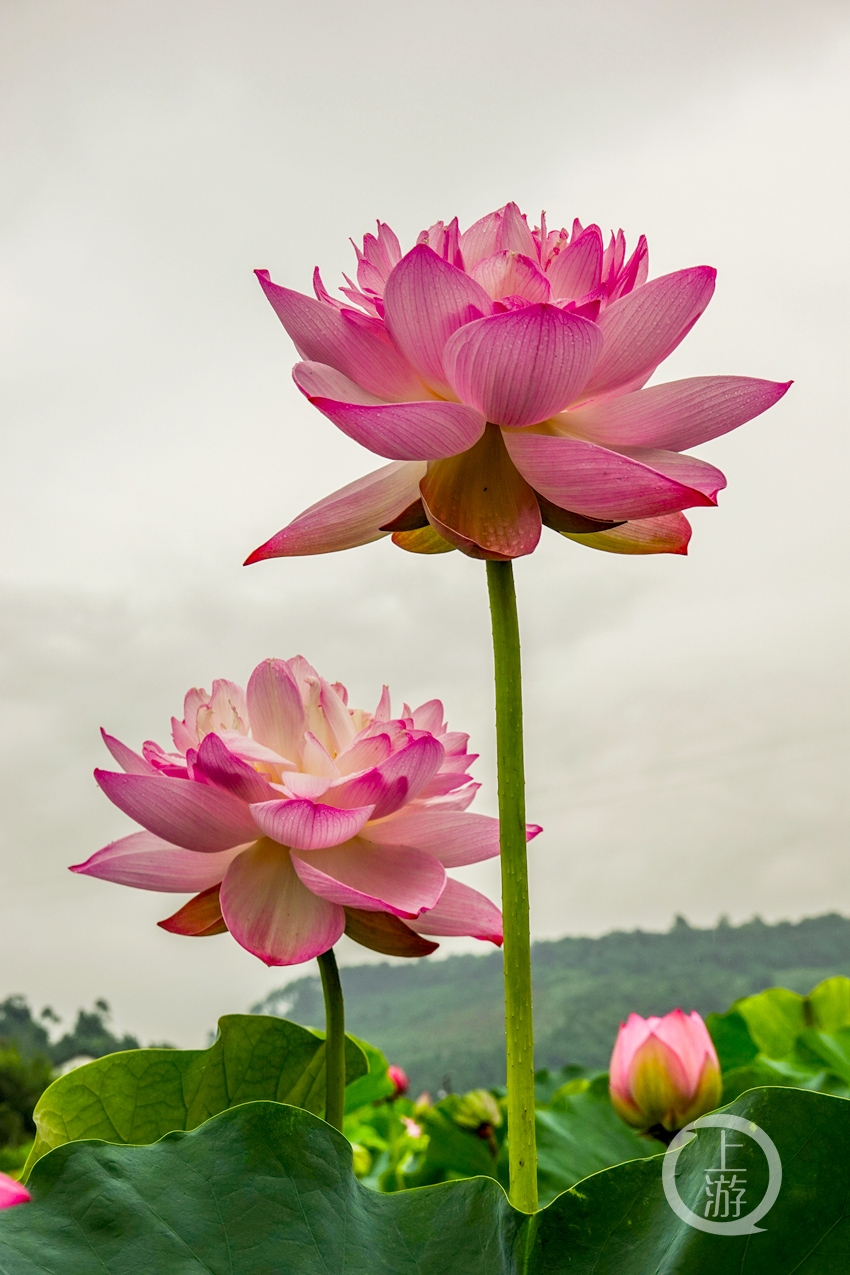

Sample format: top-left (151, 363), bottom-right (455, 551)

top-left (0, 1172), bottom-right (31, 1210)
top-left (609, 1009), bottom-right (722, 1136)
top-left (387, 1064), bottom-right (409, 1097)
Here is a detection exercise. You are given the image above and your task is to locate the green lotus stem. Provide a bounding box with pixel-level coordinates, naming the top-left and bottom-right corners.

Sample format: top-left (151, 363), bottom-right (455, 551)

top-left (486, 559), bottom-right (538, 1213)
top-left (317, 947), bottom-right (345, 1132)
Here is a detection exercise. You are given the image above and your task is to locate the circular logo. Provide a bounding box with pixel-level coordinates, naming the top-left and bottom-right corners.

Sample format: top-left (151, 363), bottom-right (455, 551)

top-left (662, 1113), bottom-right (782, 1236)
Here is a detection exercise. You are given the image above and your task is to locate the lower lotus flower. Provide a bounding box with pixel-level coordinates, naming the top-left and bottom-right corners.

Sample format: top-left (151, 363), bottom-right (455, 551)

top-left (248, 201), bottom-right (789, 564)
top-left (73, 657), bottom-right (532, 966)
top-left (0, 1174), bottom-right (30, 1209)
top-left (609, 1009), bottom-right (722, 1138)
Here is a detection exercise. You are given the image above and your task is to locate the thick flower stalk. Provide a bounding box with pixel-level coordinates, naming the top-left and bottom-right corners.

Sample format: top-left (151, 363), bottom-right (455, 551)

top-left (247, 202), bottom-right (789, 565)
top-left (609, 1009), bottom-right (722, 1140)
top-left (0, 1174), bottom-right (30, 1210)
top-left (73, 657), bottom-right (518, 965)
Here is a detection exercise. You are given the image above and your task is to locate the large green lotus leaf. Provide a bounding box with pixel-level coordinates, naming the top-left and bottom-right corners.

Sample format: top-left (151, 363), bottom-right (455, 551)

top-left (798, 1026), bottom-right (850, 1084)
top-left (720, 1057), bottom-right (848, 1104)
top-left (807, 976), bottom-right (850, 1031)
top-left (709, 976), bottom-right (850, 1071)
top-left (3, 1086), bottom-right (848, 1272)
top-left (707, 1008), bottom-right (760, 1070)
top-left (728, 987), bottom-right (807, 1058)
top-left (24, 1013), bottom-right (366, 1176)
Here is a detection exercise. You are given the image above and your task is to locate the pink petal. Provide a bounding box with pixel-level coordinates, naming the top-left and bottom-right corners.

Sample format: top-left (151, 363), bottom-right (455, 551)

top-left (383, 244), bottom-right (493, 395)
top-left (362, 808), bottom-right (541, 867)
top-left (220, 840), bottom-right (344, 966)
top-left (280, 772), bottom-right (333, 800)
top-left (578, 266), bottom-right (716, 401)
top-left (459, 209), bottom-right (503, 270)
top-left (470, 251), bottom-right (551, 303)
top-left (325, 733), bottom-right (445, 820)
top-left (655, 1010), bottom-right (718, 1088)
top-left (426, 783), bottom-right (480, 811)
top-left (70, 830), bottom-right (244, 891)
top-left (255, 271), bottom-right (423, 400)
top-left (610, 235), bottom-right (649, 301)
top-left (459, 202), bottom-right (537, 266)
top-left (546, 225), bottom-right (603, 301)
top-left (101, 729), bottom-right (156, 775)
top-left (95, 770), bottom-right (259, 853)
top-left (496, 202), bottom-right (538, 258)
top-left (193, 733), bottom-right (279, 803)
top-left (217, 732), bottom-right (295, 769)
top-left (317, 678), bottom-right (358, 752)
top-left (293, 365), bottom-right (486, 460)
top-left (406, 878), bottom-right (503, 944)
top-left (292, 360), bottom-right (388, 406)
top-left (408, 699), bottom-right (445, 734)
top-left (245, 461), bottom-right (426, 562)
top-left (563, 376), bottom-right (792, 451)
top-left (335, 732), bottom-right (393, 777)
top-left (373, 734), bottom-right (446, 809)
top-left (610, 1013), bottom-right (654, 1097)
top-left (0, 1173), bottom-right (30, 1209)
top-left (245, 660), bottom-right (306, 760)
top-left (323, 768), bottom-right (401, 816)
top-left (504, 432), bottom-right (719, 520)
top-left (612, 447), bottom-right (726, 501)
top-left (362, 808), bottom-right (500, 866)
top-left (443, 305), bottom-right (602, 428)
top-left (291, 839), bottom-right (446, 917)
top-left (560, 512), bottom-right (692, 556)
top-left (250, 798), bottom-right (374, 850)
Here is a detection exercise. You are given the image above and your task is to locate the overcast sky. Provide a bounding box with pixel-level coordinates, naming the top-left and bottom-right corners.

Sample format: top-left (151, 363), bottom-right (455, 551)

top-left (2, 0), bottom-right (849, 1048)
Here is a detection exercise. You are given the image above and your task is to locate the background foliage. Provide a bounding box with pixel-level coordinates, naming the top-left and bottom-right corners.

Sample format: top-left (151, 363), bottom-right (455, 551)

top-left (254, 911), bottom-right (850, 1092)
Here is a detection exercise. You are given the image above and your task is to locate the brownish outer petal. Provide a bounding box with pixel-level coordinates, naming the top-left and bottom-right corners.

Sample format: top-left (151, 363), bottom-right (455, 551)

top-left (419, 423), bottom-right (542, 560)
top-left (344, 906), bottom-right (438, 956)
top-left (560, 511), bottom-right (692, 555)
top-left (158, 884), bottom-right (229, 936)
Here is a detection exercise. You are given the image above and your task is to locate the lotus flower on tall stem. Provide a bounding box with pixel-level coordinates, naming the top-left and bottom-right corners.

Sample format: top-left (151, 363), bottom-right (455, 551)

top-left (247, 202), bottom-right (789, 566)
top-left (72, 656), bottom-right (523, 1129)
top-left (245, 202), bottom-right (789, 1208)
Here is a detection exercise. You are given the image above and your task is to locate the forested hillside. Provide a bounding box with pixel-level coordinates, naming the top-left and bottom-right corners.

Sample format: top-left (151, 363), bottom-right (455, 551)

top-left (253, 913), bottom-right (850, 1093)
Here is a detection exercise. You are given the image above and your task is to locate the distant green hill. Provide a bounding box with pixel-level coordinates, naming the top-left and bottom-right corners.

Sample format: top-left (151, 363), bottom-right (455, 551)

top-left (253, 913), bottom-right (850, 1095)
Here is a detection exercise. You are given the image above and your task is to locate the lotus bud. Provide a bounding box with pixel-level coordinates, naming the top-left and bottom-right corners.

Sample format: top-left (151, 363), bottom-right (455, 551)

top-left (0, 1172), bottom-right (30, 1209)
top-left (609, 1009), bottom-right (722, 1139)
top-left (387, 1064), bottom-right (409, 1098)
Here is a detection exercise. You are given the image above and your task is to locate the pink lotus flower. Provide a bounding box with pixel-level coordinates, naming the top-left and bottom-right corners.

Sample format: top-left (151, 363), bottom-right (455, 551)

top-left (247, 203), bottom-right (789, 564)
top-left (73, 658), bottom-right (530, 966)
top-left (0, 1173), bottom-right (30, 1209)
top-left (387, 1064), bottom-right (409, 1097)
top-left (609, 1009), bottom-right (722, 1135)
